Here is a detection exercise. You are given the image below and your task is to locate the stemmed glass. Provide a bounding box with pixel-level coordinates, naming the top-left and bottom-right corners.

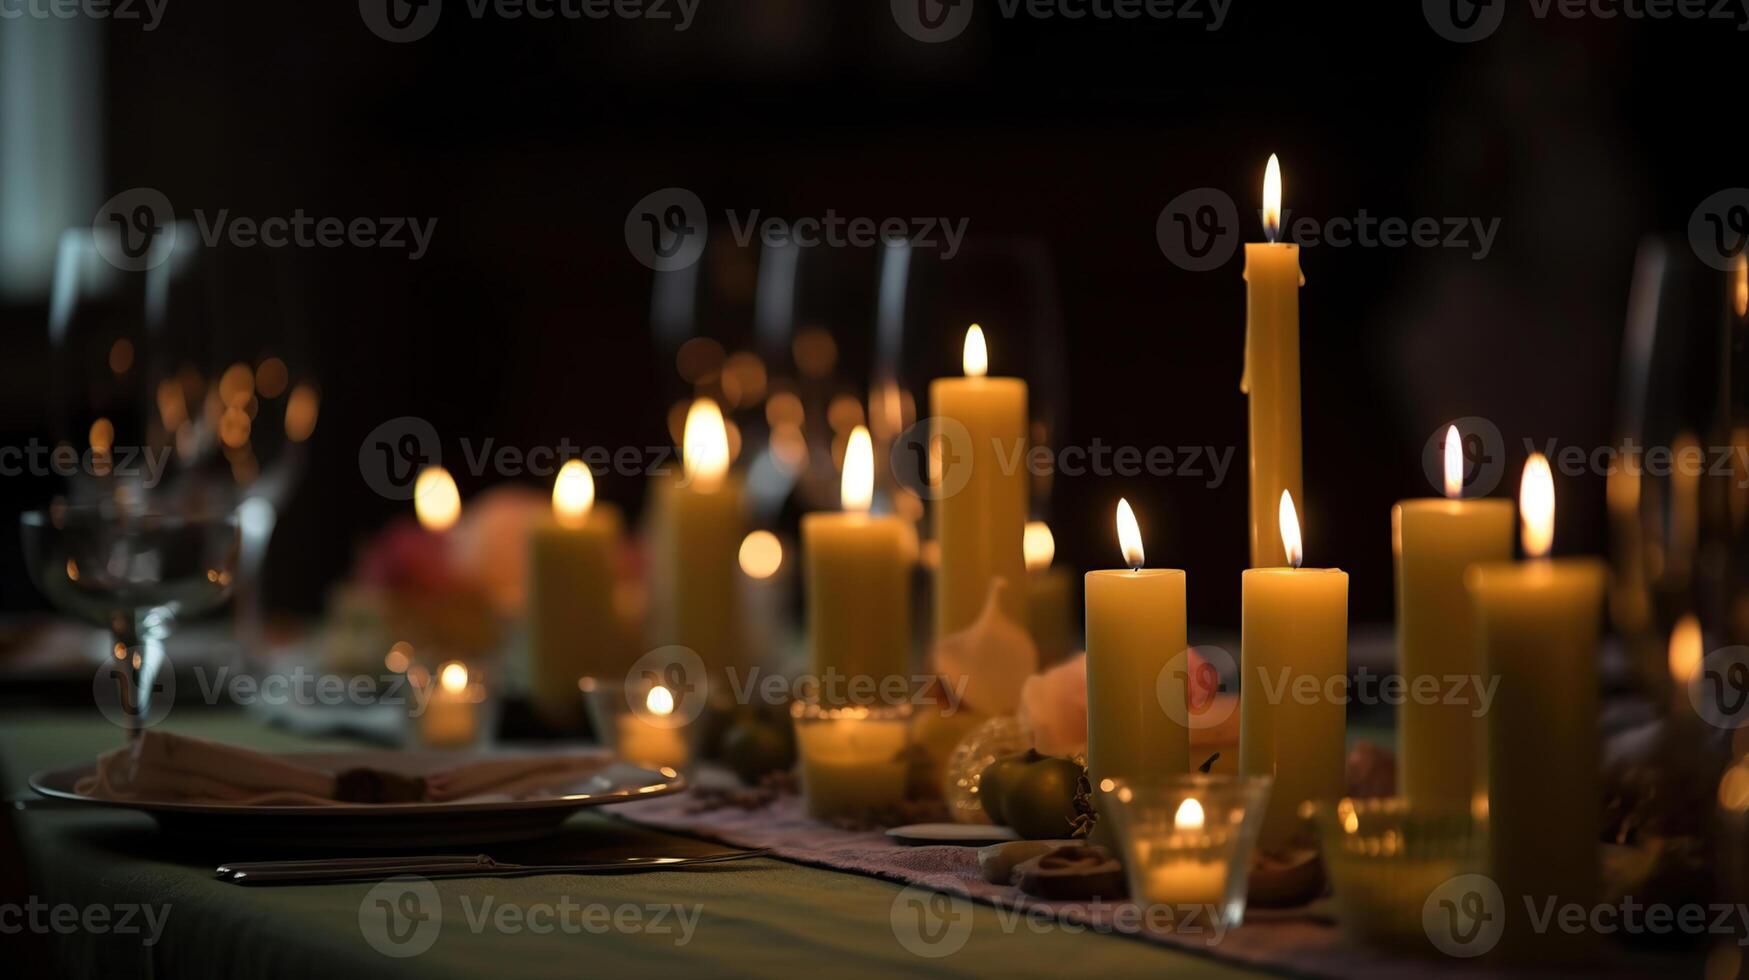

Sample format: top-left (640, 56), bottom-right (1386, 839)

top-left (20, 504), bottom-right (241, 738)
top-left (1613, 236), bottom-right (1749, 705)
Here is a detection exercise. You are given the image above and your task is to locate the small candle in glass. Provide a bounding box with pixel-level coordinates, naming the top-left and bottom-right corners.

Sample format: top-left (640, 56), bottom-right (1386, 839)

top-left (579, 676), bottom-right (691, 770)
top-left (792, 700), bottom-right (912, 821)
top-left (1102, 774), bottom-right (1272, 931)
top-left (1302, 797), bottom-right (1485, 954)
top-left (417, 660), bottom-right (486, 748)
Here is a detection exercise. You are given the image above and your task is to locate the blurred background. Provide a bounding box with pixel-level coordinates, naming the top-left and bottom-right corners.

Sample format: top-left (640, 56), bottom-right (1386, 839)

top-left (0, 0), bottom-right (1740, 629)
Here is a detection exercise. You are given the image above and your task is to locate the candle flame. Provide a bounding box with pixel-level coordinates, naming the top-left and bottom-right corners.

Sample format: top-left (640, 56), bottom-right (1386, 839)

top-left (683, 397), bottom-right (730, 491)
top-left (1116, 498), bottom-right (1145, 570)
top-left (414, 466), bottom-right (461, 532)
top-left (841, 425), bottom-right (874, 512)
top-left (1520, 453), bottom-right (1555, 559)
top-left (1263, 153), bottom-right (1283, 244)
top-left (963, 324), bottom-right (988, 378)
top-left (1279, 490), bottom-right (1303, 569)
top-left (1174, 797), bottom-right (1205, 832)
top-left (552, 459), bottom-right (596, 529)
top-left (645, 684), bottom-right (675, 718)
top-left (1023, 520), bottom-right (1056, 573)
top-left (438, 660), bottom-right (469, 694)
top-left (1669, 614), bottom-right (1703, 687)
top-left (1443, 425), bottom-right (1464, 499)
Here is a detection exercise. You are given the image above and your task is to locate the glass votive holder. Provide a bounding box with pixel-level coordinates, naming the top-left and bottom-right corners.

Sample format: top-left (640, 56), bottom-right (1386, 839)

top-left (407, 660), bottom-right (493, 748)
top-left (579, 675), bottom-right (692, 771)
top-left (1101, 774), bottom-right (1273, 931)
top-left (1301, 797), bottom-right (1485, 954)
top-left (791, 699), bottom-right (913, 822)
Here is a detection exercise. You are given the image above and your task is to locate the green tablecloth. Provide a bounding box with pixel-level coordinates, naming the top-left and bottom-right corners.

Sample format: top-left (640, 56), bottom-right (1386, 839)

top-left (0, 712), bottom-right (1262, 979)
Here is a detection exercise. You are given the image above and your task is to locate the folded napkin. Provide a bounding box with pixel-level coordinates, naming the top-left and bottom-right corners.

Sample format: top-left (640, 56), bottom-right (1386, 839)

top-left (73, 732), bottom-right (609, 806)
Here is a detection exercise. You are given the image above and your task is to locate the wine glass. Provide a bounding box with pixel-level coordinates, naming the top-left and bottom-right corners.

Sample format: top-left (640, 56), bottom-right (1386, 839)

top-left (20, 504), bottom-right (240, 737)
top-left (1613, 236), bottom-right (1749, 706)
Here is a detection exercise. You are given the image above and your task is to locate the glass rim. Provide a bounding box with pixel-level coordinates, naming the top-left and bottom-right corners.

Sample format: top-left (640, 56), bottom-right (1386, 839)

top-left (21, 504), bottom-right (240, 530)
top-left (1100, 772), bottom-right (1273, 799)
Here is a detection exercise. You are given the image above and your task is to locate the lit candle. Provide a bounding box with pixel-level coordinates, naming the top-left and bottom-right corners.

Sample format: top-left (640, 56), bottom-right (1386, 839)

top-left (1140, 798), bottom-right (1229, 908)
top-left (1086, 500), bottom-right (1189, 796)
top-left (615, 683), bottom-right (690, 770)
top-left (802, 426), bottom-right (912, 696)
top-left (653, 397), bottom-right (746, 685)
top-left (1391, 426), bottom-right (1513, 807)
top-left (1024, 521), bottom-right (1076, 669)
top-left (418, 660), bottom-right (483, 747)
top-left (930, 325), bottom-right (1029, 636)
top-left (793, 703), bottom-right (911, 821)
top-left (414, 465), bottom-right (461, 534)
top-left (1467, 454), bottom-right (1604, 964)
top-left (1242, 155), bottom-right (1306, 569)
top-left (527, 461), bottom-right (628, 729)
top-left (1240, 491), bottom-right (1348, 851)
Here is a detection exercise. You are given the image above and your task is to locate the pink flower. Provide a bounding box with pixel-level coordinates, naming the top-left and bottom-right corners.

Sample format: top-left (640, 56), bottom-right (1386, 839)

top-left (1017, 652), bottom-right (1087, 757)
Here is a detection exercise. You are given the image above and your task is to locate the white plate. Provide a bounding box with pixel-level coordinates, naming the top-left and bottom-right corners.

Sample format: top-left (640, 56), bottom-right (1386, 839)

top-left (29, 749), bottom-right (685, 848)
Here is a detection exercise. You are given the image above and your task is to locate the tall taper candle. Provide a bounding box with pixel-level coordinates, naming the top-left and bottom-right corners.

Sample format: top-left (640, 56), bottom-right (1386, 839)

top-left (1243, 154), bottom-right (1305, 570)
top-left (653, 398), bottom-right (745, 684)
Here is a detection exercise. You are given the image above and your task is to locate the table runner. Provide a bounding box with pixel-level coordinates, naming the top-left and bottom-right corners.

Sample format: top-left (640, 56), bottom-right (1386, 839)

top-left (618, 786), bottom-right (1670, 980)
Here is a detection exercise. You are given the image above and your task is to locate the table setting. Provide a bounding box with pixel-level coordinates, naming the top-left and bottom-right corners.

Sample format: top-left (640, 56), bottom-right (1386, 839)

top-left (2, 8), bottom-right (1747, 979)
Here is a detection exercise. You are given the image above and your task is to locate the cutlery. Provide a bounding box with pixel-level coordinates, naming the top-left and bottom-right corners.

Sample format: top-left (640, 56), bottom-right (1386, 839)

top-left (216, 848), bottom-right (771, 885)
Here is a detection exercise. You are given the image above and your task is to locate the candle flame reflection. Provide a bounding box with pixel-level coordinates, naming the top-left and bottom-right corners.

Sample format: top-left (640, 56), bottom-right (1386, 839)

top-left (1263, 154), bottom-right (1283, 244)
top-left (1174, 797), bottom-right (1205, 832)
top-left (552, 459), bottom-right (596, 528)
top-left (414, 466), bottom-right (461, 532)
top-left (842, 425), bottom-right (874, 512)
top-left (1116, 498), bottom-right (1145, 570)
top-left (1520, 453), bottom-right (1555, 559)
top-left (1443, 425), bottom-right (1464, 499)
top-left (1279, 490), bottom-right (1303, 569)
top-left (1024, 521), bottom-right (1056, 573)
top-left (683, 397), bottom-right (731, 492)
top-left (963, 324), bottom-right (989, 378)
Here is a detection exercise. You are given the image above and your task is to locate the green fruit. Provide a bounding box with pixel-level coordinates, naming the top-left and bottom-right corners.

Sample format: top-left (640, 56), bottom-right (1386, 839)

top-left (721, 720), bottom-right (795, 785)
top-left (1002, 756), bottom-right (1084, 840)
top-left (979, 749), bottom-right (1041, 826)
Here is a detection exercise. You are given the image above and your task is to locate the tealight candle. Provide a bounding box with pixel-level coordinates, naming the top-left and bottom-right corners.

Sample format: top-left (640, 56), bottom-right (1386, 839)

top-left (527, 461), bottom-right (628, 729)
top-left (1240, 491), bottom-right (1348, 851)
top-left (418, 660), bottom-right (484, 747)
top-left (1103, 775), bottom-right (1272, 931)
top-left (1392, 426), bottom-right (1513, 807)
top-left (1467, 454), bottom-right (1604, 964)
top-left (793, 701), bottom-right (911, 821)
top-left (1242, 155), bottom-right (1305, 570)
top-left (614, 684), bottom-right (690, 770)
